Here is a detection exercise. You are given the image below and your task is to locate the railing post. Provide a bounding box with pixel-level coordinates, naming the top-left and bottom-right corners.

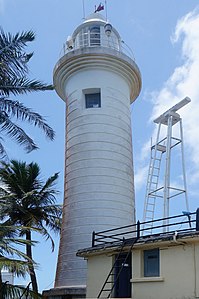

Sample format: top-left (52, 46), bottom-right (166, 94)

top-left (137, 220), bottom-right (140, 239)
top-left (196, 209), bottom-right (199, 231)
top-left (92, 231), bottom-right (95, 247)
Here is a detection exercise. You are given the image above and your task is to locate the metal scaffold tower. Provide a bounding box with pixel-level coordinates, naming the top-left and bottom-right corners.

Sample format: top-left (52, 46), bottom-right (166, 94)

top-left (143, 97), bottom-right (191, 233)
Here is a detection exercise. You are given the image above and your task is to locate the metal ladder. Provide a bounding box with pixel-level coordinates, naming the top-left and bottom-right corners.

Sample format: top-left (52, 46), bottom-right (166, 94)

top-left (97, 238), bottom-right (137, 298)
top-left (142, 97), bottom-right (191, 234)
top-left (143, 142), bottom-right (166, 233)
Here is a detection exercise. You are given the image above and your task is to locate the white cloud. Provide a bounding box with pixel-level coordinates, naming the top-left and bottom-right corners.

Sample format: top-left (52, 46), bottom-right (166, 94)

top-left (134, 164), bottom-right (148, 192)
top-left (135, 7), bottom-right (199, 217)
top-left (139, 8), bottom-right (199, 186)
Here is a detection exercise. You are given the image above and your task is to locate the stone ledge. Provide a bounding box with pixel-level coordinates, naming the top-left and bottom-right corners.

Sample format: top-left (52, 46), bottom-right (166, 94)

top-left (42, 287), bottom-right (86, 299)
top-left (131, 277), bottom-right (164, 283)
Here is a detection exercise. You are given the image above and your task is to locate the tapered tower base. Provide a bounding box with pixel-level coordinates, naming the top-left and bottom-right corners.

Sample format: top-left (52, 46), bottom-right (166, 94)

top-left (42, 286), bottom-right (86, 299)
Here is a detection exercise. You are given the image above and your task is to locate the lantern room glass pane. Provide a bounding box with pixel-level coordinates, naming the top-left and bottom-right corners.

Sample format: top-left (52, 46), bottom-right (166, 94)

top-left (79, 28), bottom-right (89, 47)
top-left (90, 26), bottom-right (100, 46)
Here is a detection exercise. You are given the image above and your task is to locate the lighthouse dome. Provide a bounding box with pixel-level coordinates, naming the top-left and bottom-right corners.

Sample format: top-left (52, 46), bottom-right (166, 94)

top-left (68, 13), bottom-right (121, 51)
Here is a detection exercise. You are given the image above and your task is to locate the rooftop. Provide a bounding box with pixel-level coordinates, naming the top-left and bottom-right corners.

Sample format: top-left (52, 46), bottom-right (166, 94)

top-left (77, 209), bottom-right (199, 257)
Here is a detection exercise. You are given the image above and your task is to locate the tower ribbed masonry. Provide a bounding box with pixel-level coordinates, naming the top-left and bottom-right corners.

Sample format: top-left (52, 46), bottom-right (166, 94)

top-left (51, 12), bottom-right (141, 296)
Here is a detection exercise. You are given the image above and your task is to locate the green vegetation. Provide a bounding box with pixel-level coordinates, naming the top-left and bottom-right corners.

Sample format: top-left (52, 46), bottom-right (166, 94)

top-left (0, 29), bottom-right (55, 157)
top-left (0, 160), bottom-right (62, 294)
top-left (0, 29), bottom-right (62, 297)
top-left (0, 224), bottom-right (41, 298)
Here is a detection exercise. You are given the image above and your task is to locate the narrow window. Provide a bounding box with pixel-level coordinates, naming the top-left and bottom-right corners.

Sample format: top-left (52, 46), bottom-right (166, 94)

top-left (144, 248), bottom-right (159, 277)
top-left (90, 26), bottom-right (100, 46)
top-left (85, 93), bottom-right (101, 108)
top-left (79, 28), bottom-right (89, 47)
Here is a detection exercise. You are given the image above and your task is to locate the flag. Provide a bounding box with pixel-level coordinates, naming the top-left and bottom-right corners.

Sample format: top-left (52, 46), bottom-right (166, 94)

top-left (95, 3), bottom-right (104, 13)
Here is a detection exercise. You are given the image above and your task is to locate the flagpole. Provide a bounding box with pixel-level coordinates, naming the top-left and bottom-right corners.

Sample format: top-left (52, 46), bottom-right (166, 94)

top-left (82, 0), bottom-right (85, 19)
top-left (105, 0), bottom-right (108, 21)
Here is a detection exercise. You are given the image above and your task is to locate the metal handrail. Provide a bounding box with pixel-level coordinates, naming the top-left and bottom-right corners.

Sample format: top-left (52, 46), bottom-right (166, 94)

top-left (92, 210), bottom-right (198, 246)
top-left (60, 32), bottom-right (135, 60)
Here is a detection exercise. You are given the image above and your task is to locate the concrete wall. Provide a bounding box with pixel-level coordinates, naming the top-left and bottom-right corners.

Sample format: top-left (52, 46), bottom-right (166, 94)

top-left (132, 242), bottom-right (199, 299)
top-left (86, 254), bottom-right (113, 298)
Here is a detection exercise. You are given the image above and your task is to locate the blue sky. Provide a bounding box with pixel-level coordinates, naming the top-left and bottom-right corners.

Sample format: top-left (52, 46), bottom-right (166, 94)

top-left (1, 0), bottom-right (199, 293)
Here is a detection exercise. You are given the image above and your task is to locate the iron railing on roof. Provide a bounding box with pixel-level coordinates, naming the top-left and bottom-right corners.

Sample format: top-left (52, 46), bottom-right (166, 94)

top-left (92, 209), bottom-right (199, 247)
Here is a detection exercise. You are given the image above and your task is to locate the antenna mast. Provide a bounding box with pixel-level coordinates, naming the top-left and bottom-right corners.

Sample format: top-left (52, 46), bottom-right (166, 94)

top-left (82, 0), bottom-right (85, 19)
top-left (105, 0), bottom-right (108, 21)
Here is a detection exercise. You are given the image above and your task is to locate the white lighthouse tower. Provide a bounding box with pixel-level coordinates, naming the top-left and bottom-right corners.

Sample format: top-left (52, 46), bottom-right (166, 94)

top-left (48, 12), bottom-right (141, 298)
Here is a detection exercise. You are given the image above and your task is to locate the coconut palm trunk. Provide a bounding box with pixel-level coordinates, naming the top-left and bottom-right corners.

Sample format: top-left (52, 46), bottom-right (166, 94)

top-left (26, 230), bottom-right (38, 293)
top-left (0, 271), bottom-right (3, 299)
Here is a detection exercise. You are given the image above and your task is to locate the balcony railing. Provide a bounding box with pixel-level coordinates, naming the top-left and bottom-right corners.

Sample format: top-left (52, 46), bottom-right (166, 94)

top-left (60, 32), bottom-right (135, 61)
top-left (92, 209), bottom-right (199, 247)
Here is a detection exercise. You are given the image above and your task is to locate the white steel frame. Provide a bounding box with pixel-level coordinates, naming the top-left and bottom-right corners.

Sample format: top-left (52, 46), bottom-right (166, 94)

top-left (143, 97), bottom-right (191, 233)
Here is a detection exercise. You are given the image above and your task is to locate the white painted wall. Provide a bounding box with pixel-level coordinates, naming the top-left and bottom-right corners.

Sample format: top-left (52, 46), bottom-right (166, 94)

top-left (55, 66), bottom-right (137, 287)
top-left (83, 240), bottom-right (199, 299)
top-left (86, 254), bottom-right (113, 298)
top-left (132, 242), bottom-right (199, 299)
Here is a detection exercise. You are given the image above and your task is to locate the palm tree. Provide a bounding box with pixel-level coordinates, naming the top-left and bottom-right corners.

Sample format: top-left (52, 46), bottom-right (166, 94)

top-left (3, 283), bottom-right (42, 299)
top-left (0, 223), bottom-right (41, 299)
top-left (0, 29), bottom-right (55, 157)
top-left (0, 160), bottom-right (62, 293)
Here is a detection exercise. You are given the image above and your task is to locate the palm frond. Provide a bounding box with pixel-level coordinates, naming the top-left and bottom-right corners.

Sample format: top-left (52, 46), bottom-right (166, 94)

top-left (0, 235), bottom-right (37, 262)
top-left (0, 140), bottom-right (7, 159)
top-left (37, 226), bottom-right (55, 252)
top-left (0, 257), bottom-right (31, 277)
top-left (0, 30), bottom-right (35, 55)
top-left (0, 52), bottom-right (33, 81)
top-left (0, 111), bottom-right (38, 152)
top-left (2, 282), bottom-right (42, 299)
top-left (43, 213), bottom-right (62, 234)
top-left (0, 30), bottom-right (54, 95)
top-left (0, 98), bottom-right (55, 140)
top-left (0, 29), bottom-right (55, 155)
top-left (0, 30), bottom-right (35, 87)
top-left (0, 78), bottom-right (53, 96)
top-left (0, 30), bottom-right (35, 78)
top-left (39, 172), bottom-right (59, 198)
